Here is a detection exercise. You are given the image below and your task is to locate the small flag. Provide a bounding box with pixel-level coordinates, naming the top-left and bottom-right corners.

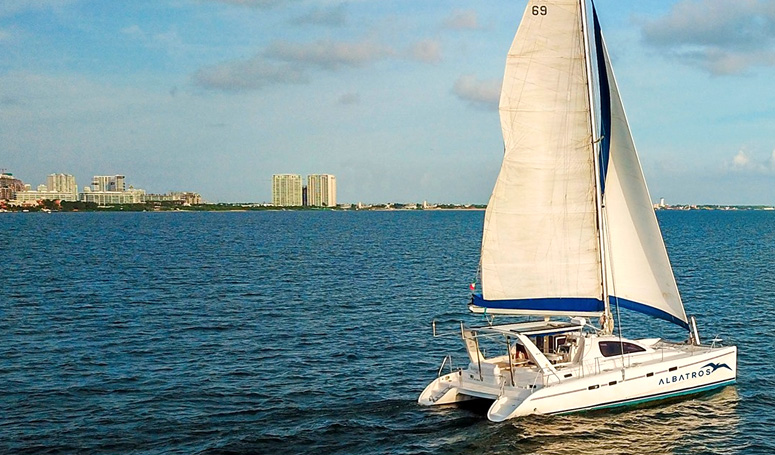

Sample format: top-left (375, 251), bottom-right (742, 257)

top-left (469, 283), bottom-right (475, 291)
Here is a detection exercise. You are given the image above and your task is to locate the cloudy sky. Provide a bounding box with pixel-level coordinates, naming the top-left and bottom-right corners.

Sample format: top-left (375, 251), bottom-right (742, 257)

top-left (1, 0), bottom-right (774, 204)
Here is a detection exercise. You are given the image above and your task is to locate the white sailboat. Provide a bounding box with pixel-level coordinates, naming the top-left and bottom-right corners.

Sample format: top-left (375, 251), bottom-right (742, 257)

top-left (418, 0), bottom-right (736, 420)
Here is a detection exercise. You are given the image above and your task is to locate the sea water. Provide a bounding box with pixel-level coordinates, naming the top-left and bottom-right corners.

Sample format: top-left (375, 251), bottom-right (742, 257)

top-left (1, 210), bottom-right (773, 454)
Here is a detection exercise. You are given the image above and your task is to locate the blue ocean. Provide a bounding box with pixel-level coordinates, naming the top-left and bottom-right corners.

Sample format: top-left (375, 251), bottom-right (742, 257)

top-left (1, 210), bottom-right (773, 454)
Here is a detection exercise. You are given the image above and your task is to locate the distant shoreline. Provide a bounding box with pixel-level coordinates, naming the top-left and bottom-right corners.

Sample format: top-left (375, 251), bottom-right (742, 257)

top-left (3, 204), bottom-right (775, 214)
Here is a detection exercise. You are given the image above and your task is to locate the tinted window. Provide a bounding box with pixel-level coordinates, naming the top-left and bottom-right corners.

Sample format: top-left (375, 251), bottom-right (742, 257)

top-left (599, 341), bottom-right (646, 357)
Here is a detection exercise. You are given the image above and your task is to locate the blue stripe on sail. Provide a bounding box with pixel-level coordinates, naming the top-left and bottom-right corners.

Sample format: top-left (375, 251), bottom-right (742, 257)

top-left (611, 296), bottom-right (690, 330)
top-left (592, 1), bottom-right (611, 194)
top-left (472, 294), bottom-right (689, 329)
top-left (472, 294), bottom-right (605, 313)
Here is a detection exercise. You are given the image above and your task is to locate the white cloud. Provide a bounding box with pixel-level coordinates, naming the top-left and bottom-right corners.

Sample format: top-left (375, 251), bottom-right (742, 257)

top-left (120, 24), bottom-right (184, 55)
top-left (451, 74), bottom-right (500, 110)
top-left (0, 0), bottom-right (76, 18)
top-left (291, 4), bottom-right (347, 27)
top-left (120, 25), bottom-right (142, 41)
top-left (193, 38), bottom-right (391, 91)
top-left (338, 92), bottom-right (360, 105)
top-left (265, 39), bottom-right (394, 70)
top-left (732, 150), bottom-right (751, 168)
top-left (726, 148), bottom-right (775, 172)
top-left (194, 37), bottom-right (441, 92)
top-left (733, 150), bottom-right (750, 166)
top-left (642, 0), bottom-right (775, 75)
top-left (193, 57), bottom-right (307, 91)
top-left (407, 39), bottom-right (441, 64)
top-left (443, 10), bottom-right (481, 30)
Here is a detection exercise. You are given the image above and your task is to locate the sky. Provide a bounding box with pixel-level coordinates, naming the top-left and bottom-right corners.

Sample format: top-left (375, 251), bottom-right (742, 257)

top-left (1, 0), bottom-right (774, 204)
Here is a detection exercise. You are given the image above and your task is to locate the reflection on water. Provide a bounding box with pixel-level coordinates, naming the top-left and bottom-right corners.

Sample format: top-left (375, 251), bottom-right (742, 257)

top-left (435, 387), bottom-right (741, 455)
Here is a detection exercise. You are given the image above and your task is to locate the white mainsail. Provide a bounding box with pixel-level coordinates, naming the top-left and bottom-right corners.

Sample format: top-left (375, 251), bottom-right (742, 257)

top-left (480, 0), bottom-right (603, 313)
top-left (475, 0), bottom-right (688, 327)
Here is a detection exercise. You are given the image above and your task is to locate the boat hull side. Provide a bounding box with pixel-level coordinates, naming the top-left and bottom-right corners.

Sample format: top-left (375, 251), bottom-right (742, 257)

top-left (500, 346), bottom-right (737, 420)
top-left (554, 378), bottom-right (735, 415)
top-left (418, 372), bottom-right (474, 406)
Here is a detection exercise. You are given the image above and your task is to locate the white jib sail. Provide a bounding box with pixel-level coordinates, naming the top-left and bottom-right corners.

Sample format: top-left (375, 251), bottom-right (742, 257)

top-left (599, 36), bottom-right (688, 325)
top-left (481, 0), bottom-right (602, 304)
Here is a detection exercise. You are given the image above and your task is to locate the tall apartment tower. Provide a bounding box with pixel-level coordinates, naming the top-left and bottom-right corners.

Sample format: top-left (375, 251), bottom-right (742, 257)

top-left (92, 175), bottom-right (126, 192)
top-left (47, 174), bottom-right (77, 194)
top-left (272, 174), bottom-right (303, 206)
top-left (0, 173), bottom-right (25, 200)
top-left (307, 174), bottom-right (337, 207)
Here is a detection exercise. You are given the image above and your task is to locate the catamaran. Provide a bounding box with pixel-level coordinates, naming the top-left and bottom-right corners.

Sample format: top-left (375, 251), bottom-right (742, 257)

top-left (418, 0), bottom-right (736, 421)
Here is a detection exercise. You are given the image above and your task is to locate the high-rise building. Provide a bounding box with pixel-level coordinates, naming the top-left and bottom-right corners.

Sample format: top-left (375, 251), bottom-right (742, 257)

top-left (80, 188), bottom-right (145, 205)
top-left (80, 174), bottom-right (144, 205)
top-left (0, 173), bottom-right (26, 200)
top-left (92, 175), bottom-right (126, 192)
top-left (272, 174), bottom-right (302, 206)
top-left (307, 174), bottom-right (336, 207)
top-left (91, 176), bottom-right (109, 191)
top-left (47, 174), bottom-right (77, 195)
top-left (7, 172), bottom-right (79, 202)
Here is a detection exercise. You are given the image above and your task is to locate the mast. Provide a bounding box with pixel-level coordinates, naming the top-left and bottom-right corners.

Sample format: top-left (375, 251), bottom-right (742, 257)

top-left (579, 0), bottom-right (612, 333)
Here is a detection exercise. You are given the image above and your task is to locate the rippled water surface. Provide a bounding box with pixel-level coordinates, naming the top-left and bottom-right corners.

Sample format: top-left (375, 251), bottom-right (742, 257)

top-left (1, 210), bottom-right (774, 454)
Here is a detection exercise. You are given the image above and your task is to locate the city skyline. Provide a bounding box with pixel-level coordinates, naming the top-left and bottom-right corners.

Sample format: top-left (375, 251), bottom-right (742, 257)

top-left (2, 171), bottom-right (202, 206)
top-left (1, 1), bottom-right (775, 204)
top-left (4, 168), bottom-right (774, 210)
top-left (4, 170), bottom-right (174, 197)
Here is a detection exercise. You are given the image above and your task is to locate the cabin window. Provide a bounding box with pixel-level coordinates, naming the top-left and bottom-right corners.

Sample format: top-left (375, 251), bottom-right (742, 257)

top-left (531, 336), bottom-right (546, 352)
top-left (531, 335), bottom-right (570, 354)
top-left (553, 336), bottom-right (567, 351)
top-left (598, 341), bottom-right (646, 357)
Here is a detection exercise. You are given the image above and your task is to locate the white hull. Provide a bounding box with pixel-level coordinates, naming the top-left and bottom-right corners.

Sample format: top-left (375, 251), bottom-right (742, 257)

top-left (419, 330), bottom-right (736, 421)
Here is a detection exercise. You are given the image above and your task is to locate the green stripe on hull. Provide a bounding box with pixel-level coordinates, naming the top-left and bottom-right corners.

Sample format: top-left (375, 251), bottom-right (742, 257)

top-left (553, 380), bottom-right (736, 415)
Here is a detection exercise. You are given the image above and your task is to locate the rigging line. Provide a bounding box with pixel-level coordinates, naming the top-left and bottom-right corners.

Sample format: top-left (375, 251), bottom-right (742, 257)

top-left (589, 0), bottom-right (624, 360)
top-left (580, 0), bottom-right (609, 326)
top-left (599, 160), bottom-right (625, 365)
top-left (615, 296), bottom-right (625, 366)
top-left (590, 0), bottom-right (625, 361)
top-left (604, 196), bottom-right (626, 365)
